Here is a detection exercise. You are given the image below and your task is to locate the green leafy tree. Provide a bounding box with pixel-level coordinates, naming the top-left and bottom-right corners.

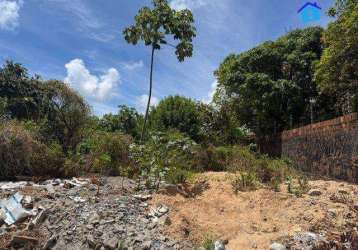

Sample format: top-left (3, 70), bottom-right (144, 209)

top-left (43, 80), bottom-right (90, 154)
top-left (150, 95), bottom-right (201, 140)
top-left (99, 105), bottom-right (142, 139)
top-left (123, 0), bottom-right (196, 141)
top-left (214, 27), bottom-right (331, 137)
top-left (315, 0), bottom-right (358, 113)
top-left (0, 61), bottom-right (49, 120)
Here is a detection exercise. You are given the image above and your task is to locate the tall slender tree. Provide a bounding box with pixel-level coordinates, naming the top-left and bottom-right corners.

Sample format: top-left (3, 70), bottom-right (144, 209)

top-left (123, 0), bottom-right (196, 141)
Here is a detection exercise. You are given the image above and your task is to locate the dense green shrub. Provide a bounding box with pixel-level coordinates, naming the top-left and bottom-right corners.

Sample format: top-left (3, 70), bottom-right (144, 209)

top-left (130, 131), bottom-right (196, 187)
top-left (99, 105), bottom-right (142, 140)
top-left (150, 96), bottom-right (201, 141)
top-left (42, 80), bottom-right (90, 154)
top-left (80, 131), bottom-right (133, 176)
top-left (0, 121), bottom-right (73, 179)
top-left (193, 145), bottom-right (232, 171)
top-left (29, 142), bottom-right (67, 177)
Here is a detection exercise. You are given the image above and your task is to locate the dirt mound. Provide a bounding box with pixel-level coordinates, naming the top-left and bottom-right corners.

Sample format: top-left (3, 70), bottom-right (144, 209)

top-left (151, 172), bottom-right (358, 249)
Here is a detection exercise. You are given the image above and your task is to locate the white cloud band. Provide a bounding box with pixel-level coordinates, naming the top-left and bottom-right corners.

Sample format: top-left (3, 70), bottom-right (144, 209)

top-left (64, 59), bottom-right (120, 101)
top-left (0, 0), bottom-right (23, 30)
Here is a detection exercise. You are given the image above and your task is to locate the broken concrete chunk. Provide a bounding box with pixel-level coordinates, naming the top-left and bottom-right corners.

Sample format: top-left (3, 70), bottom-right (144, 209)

top-left (28, 209), bottom-right (48, 230)
top-left (214, 240), bottom-right (226, 250)
top-left (133, 194), bottom-right (152, 201)
top-left (86, 235), bottom-right (97, 248)
top-left (22, 195), bottom-right (33, 209)
top-left (269, 242), bottom-right (287, 250)
top-left (46, 184), bottom-right (56, 194)
top-left (149, 204), bottom-right (169, 218)
top-left (0, 192), bottom-right (30, 225)
top-left (103, 237), bottom-right (118, 250)
top-left (0, 181), bottom-right (28, 190)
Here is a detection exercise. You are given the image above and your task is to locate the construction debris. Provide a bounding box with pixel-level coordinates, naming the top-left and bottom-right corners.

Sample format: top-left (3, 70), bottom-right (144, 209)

top-left (0, 192), bottom-right (30, 225)
top-left (0, 177), bottom-right (187, 250)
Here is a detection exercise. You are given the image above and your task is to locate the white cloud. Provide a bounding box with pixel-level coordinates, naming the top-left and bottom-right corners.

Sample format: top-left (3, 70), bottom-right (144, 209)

top-left (170, 0), bottom-right (206, 11)
top-left (203, 80), bottom-right (218, 104)
top-left (64, 59), bottom-right (120, 101)
top-left (136, 94), bottom-right (159, 114)
top-left (0, 0), bottom-right (23, 30)
top-left (122, 60), bottom-right (144, 71)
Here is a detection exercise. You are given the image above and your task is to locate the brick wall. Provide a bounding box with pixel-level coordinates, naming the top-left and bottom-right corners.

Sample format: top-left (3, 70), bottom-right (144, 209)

top-left (260, 113), bottom-right (358, 183)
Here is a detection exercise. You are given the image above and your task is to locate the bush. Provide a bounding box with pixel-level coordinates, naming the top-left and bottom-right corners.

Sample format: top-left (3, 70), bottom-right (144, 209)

top-left (193, 145), bottom-right (232, 172)
top-left (80, 131), bottom-right (133, 176)
top-left (0, 121), bottom-right (34, 179)
top-left (231, 171), bottom-right (259, 193)
top-left (29, 142), bottom-right (67, 177)
top-left (130, 131), bottom-right (196, 188)
top-left (0, 121), bottom-right (72, 179)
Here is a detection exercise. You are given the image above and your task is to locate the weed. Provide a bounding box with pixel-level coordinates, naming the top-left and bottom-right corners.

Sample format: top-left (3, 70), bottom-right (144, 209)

top-left (232, 171), bottom-right (258, 194)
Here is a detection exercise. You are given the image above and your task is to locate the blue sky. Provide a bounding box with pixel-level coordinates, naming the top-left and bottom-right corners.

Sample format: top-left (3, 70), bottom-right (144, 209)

top-left (0, 0), bottom-right (334, 116)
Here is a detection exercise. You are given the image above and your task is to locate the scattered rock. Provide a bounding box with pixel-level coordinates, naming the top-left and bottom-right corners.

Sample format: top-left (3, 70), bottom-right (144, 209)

top-left (141, 240), bottom-right (152, 250)
top-left (11, 235), bottom-right (39, 247)
top-left (214, 240), bottom-right (226, 250)
top-left (104, 237), bottom-right (119, 250)
top-left (133, 194), bottom-right (152, 201)
top-left (308, 189), bottom-right (322, 196)
top-left (269, 242), bottom-right (286, 250)
top-left (86, 235), bottom-right (97, 248)
top-left (42, 234), bottom-right (58, 250)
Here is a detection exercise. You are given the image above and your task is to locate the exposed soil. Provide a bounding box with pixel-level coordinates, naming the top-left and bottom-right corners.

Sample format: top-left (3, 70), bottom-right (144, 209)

top-left (151, 172), bottom-right (358, 249)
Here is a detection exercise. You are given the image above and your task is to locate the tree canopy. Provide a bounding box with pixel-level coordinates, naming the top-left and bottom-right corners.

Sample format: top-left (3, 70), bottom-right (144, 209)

top-left (214, 27), bottom-right (340, 137)
top-left (315, 0), bottom-right (358, 113)
top-left (149, 95), bottom-right (201, 140)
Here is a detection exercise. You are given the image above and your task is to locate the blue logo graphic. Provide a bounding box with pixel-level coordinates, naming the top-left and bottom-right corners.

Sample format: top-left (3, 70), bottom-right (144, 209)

top-left (297, 2), bottom-right (322, 23)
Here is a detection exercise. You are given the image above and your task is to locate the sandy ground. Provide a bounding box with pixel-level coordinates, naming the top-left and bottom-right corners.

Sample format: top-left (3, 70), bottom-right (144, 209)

top-left (151, 172), bottom-right (358, 250)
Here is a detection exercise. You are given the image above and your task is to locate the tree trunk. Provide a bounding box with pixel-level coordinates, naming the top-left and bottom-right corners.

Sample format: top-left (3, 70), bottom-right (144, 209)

top-left (141, 45), bottom-right (155, 142)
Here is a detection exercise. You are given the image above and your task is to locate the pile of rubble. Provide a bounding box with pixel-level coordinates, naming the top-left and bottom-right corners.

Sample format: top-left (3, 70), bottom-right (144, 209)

top-left (0, 177), bottom-right (191, 250)
top-left (270, 230), bottom-right (358, 250)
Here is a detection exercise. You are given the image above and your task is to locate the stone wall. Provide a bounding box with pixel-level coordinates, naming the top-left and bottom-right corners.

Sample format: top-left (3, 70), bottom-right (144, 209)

top-left (261, 113), bottom-right (358, 182)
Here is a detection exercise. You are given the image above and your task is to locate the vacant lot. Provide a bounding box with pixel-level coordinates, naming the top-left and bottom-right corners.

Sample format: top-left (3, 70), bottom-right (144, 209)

top-left (152, 172), bottom-right (358, 249)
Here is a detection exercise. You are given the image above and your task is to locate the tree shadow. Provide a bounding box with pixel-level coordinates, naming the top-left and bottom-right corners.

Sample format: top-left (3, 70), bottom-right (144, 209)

top-left (159, 180), bottom-right (210, 198)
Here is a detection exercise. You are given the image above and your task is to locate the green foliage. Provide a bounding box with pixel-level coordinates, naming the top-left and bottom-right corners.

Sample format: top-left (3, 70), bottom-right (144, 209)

top-left (232, 171), bottom-right (259, 193)
top-left (29, 142), bottom-right (68, 177)
top-left (0, 121), bottom-right (34, 179)
top-left (201, 235), bottom-right (215, 250)
top-left (123, 0), bottom-right (196, 61)
top-left (80, 131), bottom-right (133, 176)
top-left (99, 105), bottom-right (142, 139)
top-left (123, 0), bottom-right (196, 140)
top-left (0, 121), bottom-right (73, 179)
top-left (197, 102), bottom-right (249, 145)
top-left (150, 95), bottom-right (201, 141)
top-left (130, 131), bottom-right (196, 188)
top-left (214, 27), bottom-right (337, 137)
top-left (0, 61), bottom-right (50, 121)
top-left (315, 0), bottom-right (358, 114)
top-left (43, 80), bottom-right (90, 154)
top-left (286, 175), bottom-right (310, 197)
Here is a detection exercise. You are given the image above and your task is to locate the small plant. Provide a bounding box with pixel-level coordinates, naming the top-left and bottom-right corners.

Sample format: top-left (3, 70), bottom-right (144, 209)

top-left (271, 177), bottom-right (281, 192)
top-left (130, 131), bottom-right (196, 189)
top-left (286, 175), bottom-right (310, 197)
top-left (201, 235), bottom-right (215, 250)
top-left (232, 171), bottom-right (258, 194)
